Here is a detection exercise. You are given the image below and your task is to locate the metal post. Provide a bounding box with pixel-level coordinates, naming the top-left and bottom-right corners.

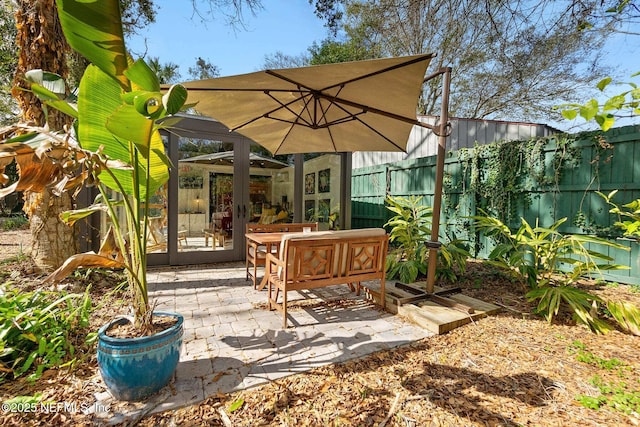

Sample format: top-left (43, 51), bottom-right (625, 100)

top-left (425, 67), bottom-right (451, 294)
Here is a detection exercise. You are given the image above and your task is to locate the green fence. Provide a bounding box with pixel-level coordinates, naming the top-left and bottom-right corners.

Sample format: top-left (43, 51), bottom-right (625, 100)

top-left (351, 125), bottom-right (640, 284)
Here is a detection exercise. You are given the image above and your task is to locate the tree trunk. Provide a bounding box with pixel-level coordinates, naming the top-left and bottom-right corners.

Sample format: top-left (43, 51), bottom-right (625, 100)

top-left (12, 0), bottom-right (77, 271)
top-left (23, 191), bottom-right (77, 271)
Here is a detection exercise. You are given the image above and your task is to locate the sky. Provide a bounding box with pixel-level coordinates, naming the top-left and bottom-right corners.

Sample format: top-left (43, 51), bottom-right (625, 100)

top-left (126, 1), bottom-right (330, 78)
top-left (126, 1), bottom-right (640, 131)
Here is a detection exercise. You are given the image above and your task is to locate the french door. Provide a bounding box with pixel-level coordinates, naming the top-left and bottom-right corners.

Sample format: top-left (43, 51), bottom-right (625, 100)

top-left (148, 121), bottom-right (296, 266)
top-left (145, 116), bottom-right (347, 267)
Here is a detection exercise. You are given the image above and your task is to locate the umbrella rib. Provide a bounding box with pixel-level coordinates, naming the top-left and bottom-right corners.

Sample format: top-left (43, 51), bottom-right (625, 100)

top-left (325, 125), bottom-right (339, 152)
top-left (266, 90), bottom-right (316, 128)
top-left (272, 90), bottom-right (316, 154)
top-left (318, 92), bottom-right (422, 126)
top-left (352, 116), bottom-right (406, 152)
top-left (228, 89), bottom-right (313, 131)
top-left (319, 54), bottom-right (434, 93)
top-left (265, 54), bottom-right (433, 95)
top-left (314, 85), bottom-right (346, 128)
top-left (263, 68), bottom-right (426, 127)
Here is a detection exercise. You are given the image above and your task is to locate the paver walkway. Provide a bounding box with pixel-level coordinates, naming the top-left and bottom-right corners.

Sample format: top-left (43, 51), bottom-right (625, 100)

top-left (98, 262), bottom-right (433, 423)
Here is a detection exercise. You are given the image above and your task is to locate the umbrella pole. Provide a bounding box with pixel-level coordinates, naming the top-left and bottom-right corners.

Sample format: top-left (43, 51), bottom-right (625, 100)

top-left (425, 67), bottom-right (452, 294)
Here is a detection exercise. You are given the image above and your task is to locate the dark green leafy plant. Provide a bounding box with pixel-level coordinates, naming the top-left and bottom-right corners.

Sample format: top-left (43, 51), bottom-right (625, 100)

top-left (472, 211), bottom-right (629, 332)
top-left (456, 137), bottom-right (580, 224)
top-left (0, 284), bottom-right (92, 381)
top-left (576, 376), bottom-right (640, 415)
top-left (384, 195), bottom-right (469, 283)
top-left (0, 215), bottom-right (28, 231)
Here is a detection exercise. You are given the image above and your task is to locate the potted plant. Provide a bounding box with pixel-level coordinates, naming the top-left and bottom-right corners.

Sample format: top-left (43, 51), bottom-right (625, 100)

top-left (0, 0), bottom-right (189, 400)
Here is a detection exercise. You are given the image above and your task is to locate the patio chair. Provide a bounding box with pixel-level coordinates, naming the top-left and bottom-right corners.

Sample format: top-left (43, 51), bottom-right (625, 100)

top-left (148, 216), bottom-right (187, 251)
top-left (245, 222), bottom-right (318, 288)
top-left (204, 211), bottom-right (231, 248)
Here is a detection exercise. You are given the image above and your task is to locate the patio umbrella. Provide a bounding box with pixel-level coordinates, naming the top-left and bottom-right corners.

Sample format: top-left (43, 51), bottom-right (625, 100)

top-left (180, 151), bottom-right (289, 169)
top-left (180, 54), bottom-right (434, 155)
top-left (179, 56), bottom-right (452, 296)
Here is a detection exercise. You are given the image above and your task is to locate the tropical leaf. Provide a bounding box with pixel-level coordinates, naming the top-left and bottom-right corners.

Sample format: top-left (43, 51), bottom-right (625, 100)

top-left (24, 72), bottom-right (79, 119)
top-left (56, 0), bottom-right (128, 89)
top-left (59, 204), bottom-right (109, 226)
top-left (526, 285), bottom-right (600, 324)
top-left (607, 300), bottom-right (640, 336)
top-left (44, 253), bottom-right (125, 284)
top-left (77, 64), bottom-right (169, 197)
top-left (125, 58), bottom-right (161, 92)
top-left (163, 84), bottom-right (189, 115)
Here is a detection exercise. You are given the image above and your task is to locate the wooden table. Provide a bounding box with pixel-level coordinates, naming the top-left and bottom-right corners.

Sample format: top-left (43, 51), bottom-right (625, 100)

top-left (245, 232), bottom-right (288, 290)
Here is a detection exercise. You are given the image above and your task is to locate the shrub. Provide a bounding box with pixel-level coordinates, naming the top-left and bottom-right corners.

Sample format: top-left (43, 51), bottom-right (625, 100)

top-left (0, 284), bottom-right (92, 381)
top-left (472, 212), bottom-right (629, 333)
top-left (384, 195), bottom-right (469, 283)
top-left (1, 215), bottom-right (28, 231)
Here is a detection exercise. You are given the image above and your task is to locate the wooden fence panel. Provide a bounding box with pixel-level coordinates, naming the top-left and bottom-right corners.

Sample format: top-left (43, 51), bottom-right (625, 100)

top-left (351, 125), bottom-right (640, 284)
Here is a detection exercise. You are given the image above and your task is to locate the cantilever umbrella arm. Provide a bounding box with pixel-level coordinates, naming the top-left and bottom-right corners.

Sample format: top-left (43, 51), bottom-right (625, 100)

top-left (423, 67), bottom-right (452, 294)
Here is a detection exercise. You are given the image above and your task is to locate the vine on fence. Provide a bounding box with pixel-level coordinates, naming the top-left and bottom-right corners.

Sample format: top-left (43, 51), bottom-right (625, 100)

top-left (572, 134), bottom-right (619, 238)
top-left (448, 136), bottom-right (583, 224)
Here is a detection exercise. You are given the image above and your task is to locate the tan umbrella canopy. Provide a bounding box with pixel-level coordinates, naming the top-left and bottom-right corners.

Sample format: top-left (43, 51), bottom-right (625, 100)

top-left (181, 54), bottom-right (434, 155)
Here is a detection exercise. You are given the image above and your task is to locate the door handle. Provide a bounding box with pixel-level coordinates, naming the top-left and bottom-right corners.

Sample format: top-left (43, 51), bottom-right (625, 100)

top-left (243, 205), bottom-right (247, 218)
top-left (237, 204), bottom-right (241, 218)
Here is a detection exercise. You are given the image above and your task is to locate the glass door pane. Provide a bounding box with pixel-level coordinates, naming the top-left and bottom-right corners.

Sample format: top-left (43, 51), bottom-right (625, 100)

top-left (303, 153), bottom-right (341, 230)
top-left (248, 144), bottom-right (294, 225)
top-left (177, 137), bottom-right (234, 252)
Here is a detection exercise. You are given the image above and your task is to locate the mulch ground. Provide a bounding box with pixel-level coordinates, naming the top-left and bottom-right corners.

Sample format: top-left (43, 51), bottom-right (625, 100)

top-left (0, 230), bottom-right (638, 426)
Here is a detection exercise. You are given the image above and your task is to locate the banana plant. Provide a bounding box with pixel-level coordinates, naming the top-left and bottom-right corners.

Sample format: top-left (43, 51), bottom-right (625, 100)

top-left (0, 0), bottom-right (189, 333)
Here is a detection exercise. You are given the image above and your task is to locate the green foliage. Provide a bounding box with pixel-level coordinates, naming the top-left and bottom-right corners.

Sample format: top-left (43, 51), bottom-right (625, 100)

top-left (308, 38), bottom-right (378, 65)
top-left (591, 191), bottom-right (640, 335)
top-left (473, 213), bottom-right (628, 288)
top-left (607, 300), bottom-right (640, 336)
top-left (456, 137), bottom-right (580, 223)
top-left (575, 352), bottom-right (624, 371)
top-left (600, 190), bottom-right (640, 240)
top-left (570, 341), bottom-right (639, 414)
top-left (527, 285), bottom-right (612, 334)
top-left (558, 73), bottom-right (640, 131)
top-left (0, 1), bottom-right (18, 126)
top-left (576, 376), bottom-right (640, 414)
top-left (384, 195), bottom-right (469, 283)
top-left (472, 212), bottom-right (629, 331)
top-left (0, 284), bottom-right (92, 381)
top-left (1, 215), bottom-right (28, 231)
top-left (384, 195), bottom-right (431, 283)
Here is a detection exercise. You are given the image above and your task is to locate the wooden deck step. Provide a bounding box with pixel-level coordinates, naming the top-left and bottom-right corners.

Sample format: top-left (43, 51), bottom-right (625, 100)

top-left (385, 281), bottom-right (501, 334)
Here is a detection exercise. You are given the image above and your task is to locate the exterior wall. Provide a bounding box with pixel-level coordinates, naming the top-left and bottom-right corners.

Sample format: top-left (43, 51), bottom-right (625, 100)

top-left (352, 116), bottom-right (558, 169)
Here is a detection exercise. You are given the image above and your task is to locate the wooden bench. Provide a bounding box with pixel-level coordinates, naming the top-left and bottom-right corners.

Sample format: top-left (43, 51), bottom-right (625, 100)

top-left (265, 228), bottom-right (389, 328)
top-left (245, 222), bottom-right (318, 288)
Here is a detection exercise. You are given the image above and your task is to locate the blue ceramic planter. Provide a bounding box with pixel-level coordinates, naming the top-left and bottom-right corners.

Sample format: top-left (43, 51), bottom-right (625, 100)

top-left (97, 312), bottom-right (184, 401)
